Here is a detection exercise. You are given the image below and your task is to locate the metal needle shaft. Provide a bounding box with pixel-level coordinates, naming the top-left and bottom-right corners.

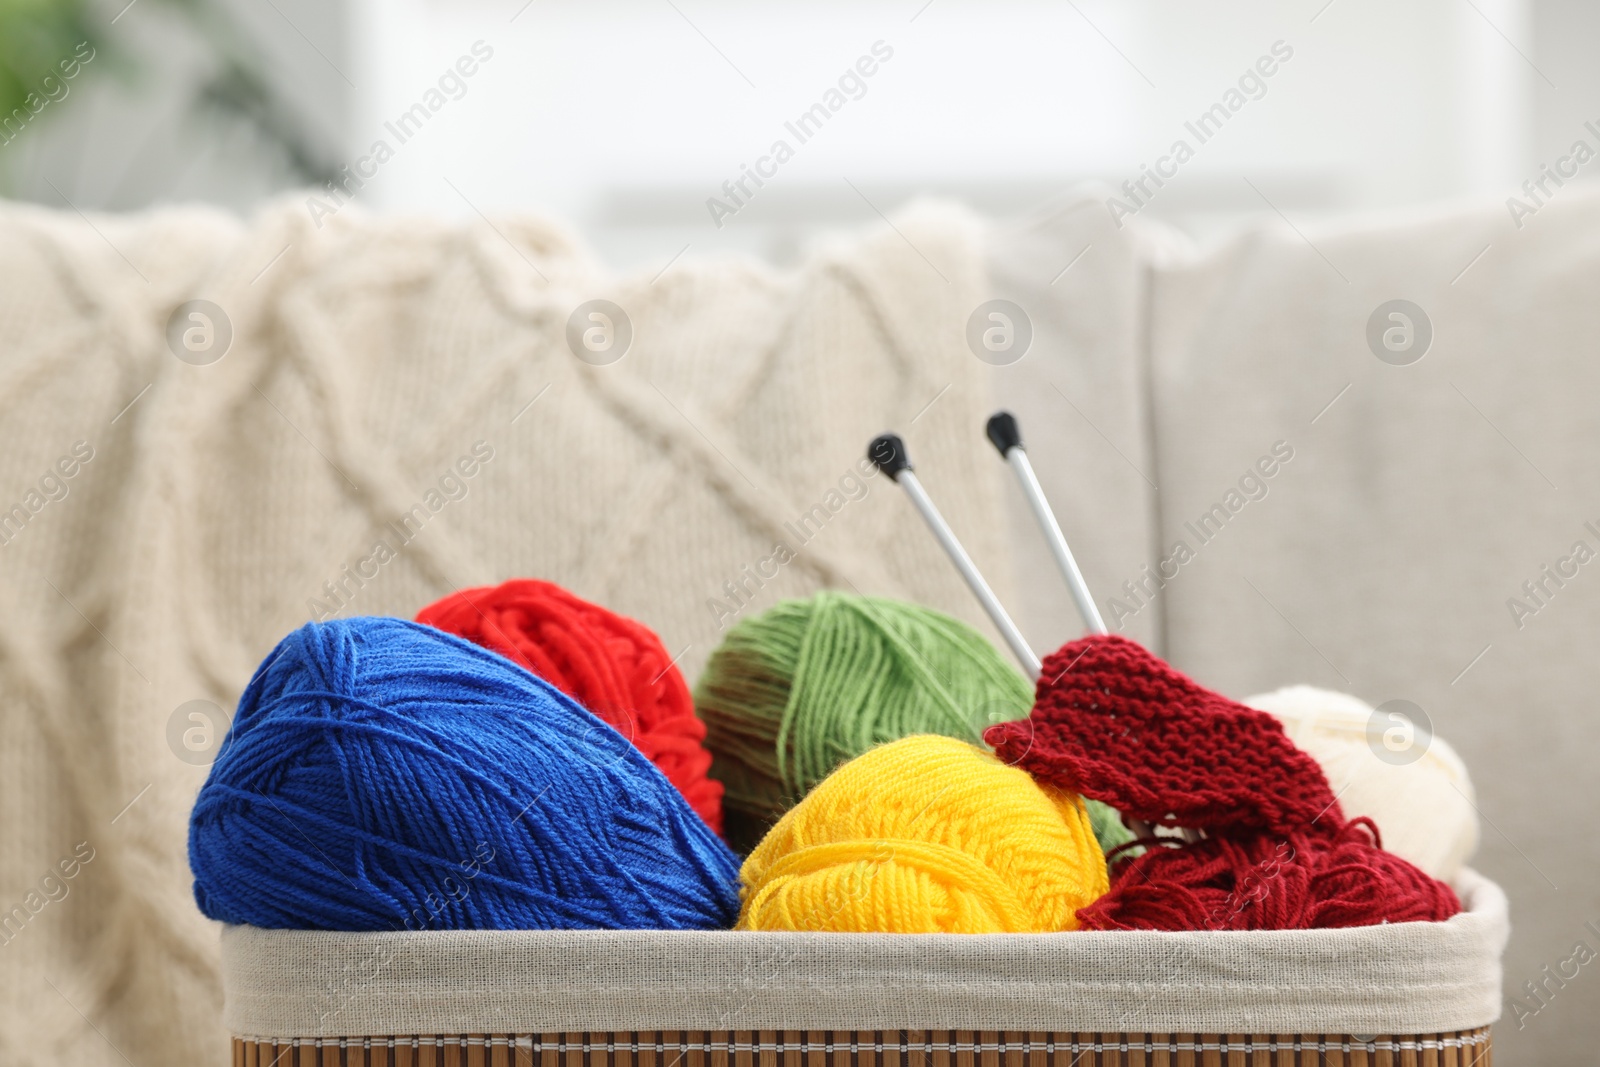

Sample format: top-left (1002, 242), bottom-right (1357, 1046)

top-left (898, 470), bottom-right (1043, 679)
top-left (986, 412), bottom-right (1107, 635)
top-left (1005, 447), bottom-right (1108, 635)
top-left (869, 434), bottom-right (1041, 679)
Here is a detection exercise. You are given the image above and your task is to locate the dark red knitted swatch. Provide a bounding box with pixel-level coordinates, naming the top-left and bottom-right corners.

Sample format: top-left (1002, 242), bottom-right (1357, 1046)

top-left (983, 634), bottom-right (1341, 834)
top-left (983, 634), bottom-right (1462, 931)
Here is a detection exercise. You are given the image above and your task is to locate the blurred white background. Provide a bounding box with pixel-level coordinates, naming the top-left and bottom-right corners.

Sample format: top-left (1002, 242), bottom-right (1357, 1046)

top-left (2, 0), bottom-right (1592, 269)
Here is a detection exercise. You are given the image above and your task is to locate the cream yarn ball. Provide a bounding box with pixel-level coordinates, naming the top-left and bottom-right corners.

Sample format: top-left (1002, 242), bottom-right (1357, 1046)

top-left (1243, 685), bottom-right (1478, 883)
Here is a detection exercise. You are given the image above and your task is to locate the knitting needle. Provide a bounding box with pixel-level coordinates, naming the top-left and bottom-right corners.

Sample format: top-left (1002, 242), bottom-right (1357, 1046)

top-left (985, 411), bottom-right (1107, 635)
top-left (868, 433), bottom-right (1043, 680)
top-left (985, 411), bottom-right (1190, 844)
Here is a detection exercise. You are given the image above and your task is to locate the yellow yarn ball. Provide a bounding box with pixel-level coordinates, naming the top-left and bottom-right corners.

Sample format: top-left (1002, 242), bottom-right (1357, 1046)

top-left (737, 735), bottom-right (1108, 934)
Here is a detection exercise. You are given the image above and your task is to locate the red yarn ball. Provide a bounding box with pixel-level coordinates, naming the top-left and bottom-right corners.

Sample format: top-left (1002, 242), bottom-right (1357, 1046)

top-left (417, 580), bottom-right (724, 835)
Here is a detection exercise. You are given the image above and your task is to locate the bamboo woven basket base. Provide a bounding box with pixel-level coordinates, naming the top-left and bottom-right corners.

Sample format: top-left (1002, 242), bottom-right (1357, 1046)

top-left (234, 1028), bottom-right (1491, 1067)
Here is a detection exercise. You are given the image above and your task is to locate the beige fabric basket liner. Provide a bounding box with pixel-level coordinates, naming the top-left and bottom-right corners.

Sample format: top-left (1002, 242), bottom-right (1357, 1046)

top-left (222, 870), bottom-right (1507, 1040)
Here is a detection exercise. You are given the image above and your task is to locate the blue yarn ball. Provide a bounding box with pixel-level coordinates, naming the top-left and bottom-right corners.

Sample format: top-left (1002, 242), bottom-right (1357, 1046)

top-left (188, 616), bottom-right (741, 931)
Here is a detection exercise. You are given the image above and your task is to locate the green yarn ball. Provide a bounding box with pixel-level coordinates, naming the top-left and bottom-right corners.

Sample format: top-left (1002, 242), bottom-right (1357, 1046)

top-left (695, 591), bottom-right (1129, 855)
top-left (1086, 790), bottom-right (1135, 854)
top-left (697, 592), bottom-right (1027, 850)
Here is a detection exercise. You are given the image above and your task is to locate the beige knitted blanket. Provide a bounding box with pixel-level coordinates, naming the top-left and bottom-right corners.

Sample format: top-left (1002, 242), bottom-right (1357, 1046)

top-left (0, 197), bottom-right (1011, 1067)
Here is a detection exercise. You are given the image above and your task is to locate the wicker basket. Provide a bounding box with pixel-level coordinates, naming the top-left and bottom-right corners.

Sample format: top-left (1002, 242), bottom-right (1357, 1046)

top-left (233, 1028), bottom-right (1493, 1067)
top-left (222, 874), bottom-right (1507, 1067)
